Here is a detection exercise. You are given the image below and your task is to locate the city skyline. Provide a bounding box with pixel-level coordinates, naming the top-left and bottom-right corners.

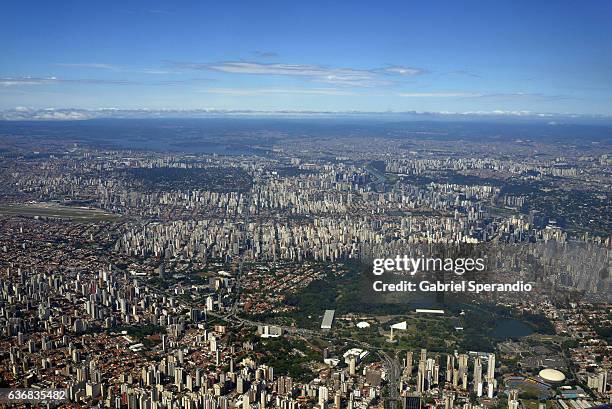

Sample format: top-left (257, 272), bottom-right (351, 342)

top-left (1, 0), bottom-right (612, 115)
top-left (0, 2), bottom-right (610, 408)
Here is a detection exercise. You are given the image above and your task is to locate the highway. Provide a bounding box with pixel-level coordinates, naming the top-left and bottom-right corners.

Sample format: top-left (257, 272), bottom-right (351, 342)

top-left (380, 350), bottom-right (402, 409)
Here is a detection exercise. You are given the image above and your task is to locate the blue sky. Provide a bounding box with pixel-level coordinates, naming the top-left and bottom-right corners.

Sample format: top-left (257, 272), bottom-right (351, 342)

top-left (1, 0), bottom-right (611, 115)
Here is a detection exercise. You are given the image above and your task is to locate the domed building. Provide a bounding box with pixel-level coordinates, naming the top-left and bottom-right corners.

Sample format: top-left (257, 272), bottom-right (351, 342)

top-left (538, 368), bottom-right (566, 383)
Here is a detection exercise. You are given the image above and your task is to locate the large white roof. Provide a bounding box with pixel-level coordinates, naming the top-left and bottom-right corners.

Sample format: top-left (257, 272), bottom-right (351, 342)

top-left (539, 368), bottom-right (566, 382)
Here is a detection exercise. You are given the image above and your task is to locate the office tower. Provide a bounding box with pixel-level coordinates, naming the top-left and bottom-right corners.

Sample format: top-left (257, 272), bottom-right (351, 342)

top-left (486, 353), bottom-right (495, 382)
top-left (406, 351), bottom-right (414, 376)
top-left (473, 357), bottom-right (482, 397)
top-left (349, 355), bottom-right (356, 376)
top-left (446, 355), bottom-right (454, 384)
top-left (433, 360), bottom-right (440, 386)
top-left (403, 396), bottom-right (422, 409)
top-left (457, 354), bottom-right (468, 389)
top-left (486, 353), bottom-right (496, 398)
top-left (417, 359), bottom-right (427, 394)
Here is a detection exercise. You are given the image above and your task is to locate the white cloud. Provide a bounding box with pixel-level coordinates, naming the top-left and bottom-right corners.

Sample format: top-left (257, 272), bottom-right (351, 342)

top-left (169, 61), bottom-right (421, 88)
top-left (140, 69), bottom-right (181, 75)
top-left (398, 92), bottom-right (484, 97)
top-left (58, 63), bottom-right (183, 76)
top-left (0, 77), bottom-right (59, 86)
top-left (207, 62), bottom-right (359, 77)
top-left (202, 87), bottom-right (355, 96)
top-left (396, 91), bottom-right (561, 100)
top-left (384, 66), bottom-right (424, 76)
top-left (315, 76), bottom-right (394, 87)
top-left (34, 110), bottom-right (91, 120)
top-left (0, 76), bottom-right (175, 87)
top-left (0, 107), bottom-right (605, 121)
top-left (57, 63), bottom-right (119, 70)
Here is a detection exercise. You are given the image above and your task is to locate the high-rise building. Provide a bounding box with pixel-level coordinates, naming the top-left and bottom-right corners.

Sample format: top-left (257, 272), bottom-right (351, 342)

top-left (334, 392), bottom-right (342, 409)
top-left (446, 355), bottom-right (454, 384)
top-left (457, 354), bottom-right (468, 390)
top-left (486, 353), bottom-right (496, 398)
top-left (403, 396), bottom-right (422, 409)
top-left (406, 351), bottom-right (414, 376)
top-left (319, 386), bottom-right (329, 407)
top-left (473, 357), bottom-right (483, 397)
top-left (349, 355), bottom-right (356, 376)
top-left (486, 353), bottom-right (495, 381)
top-left (417, 359), bottom-right (427, 394)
